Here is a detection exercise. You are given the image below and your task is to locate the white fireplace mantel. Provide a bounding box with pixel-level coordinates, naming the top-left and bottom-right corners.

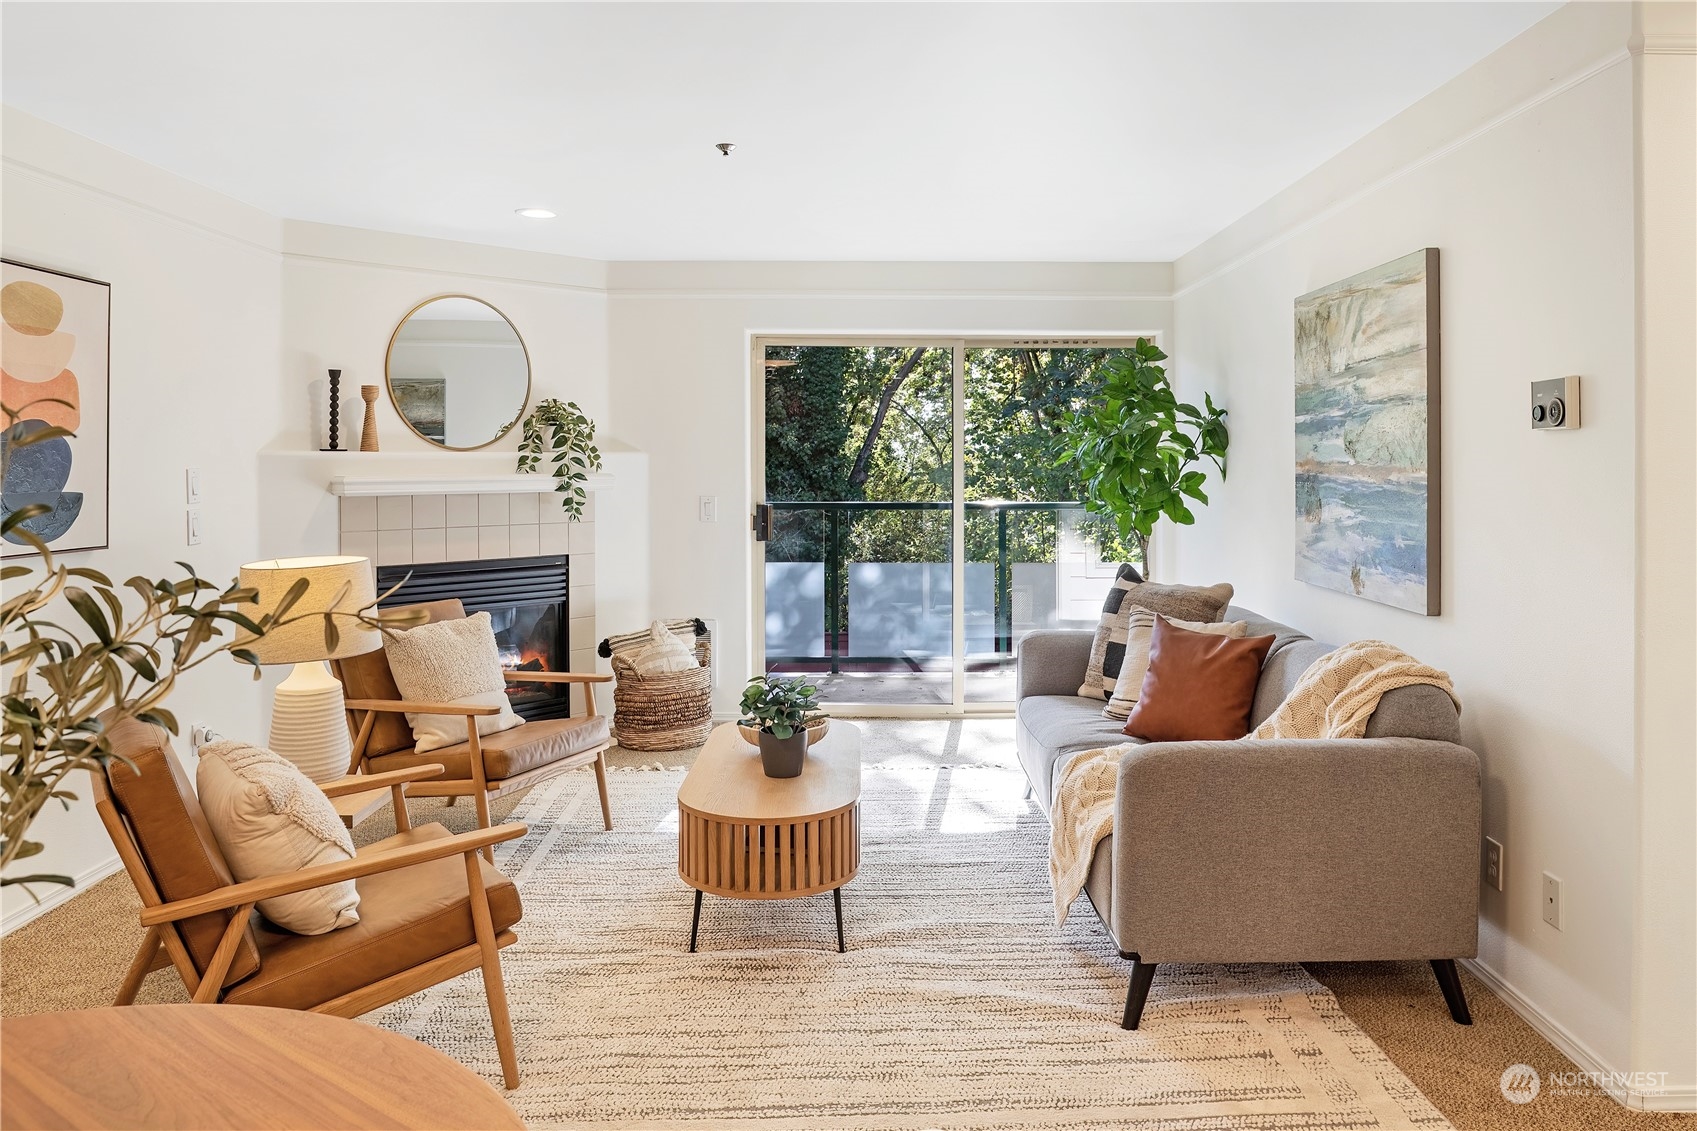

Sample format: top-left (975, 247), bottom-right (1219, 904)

top-left (329, 472), bottom-right (616, 497)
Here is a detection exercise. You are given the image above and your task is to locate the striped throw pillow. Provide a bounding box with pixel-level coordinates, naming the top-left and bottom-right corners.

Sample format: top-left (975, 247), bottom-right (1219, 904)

top-left (1077, 568), bottom-right (1234, 700)
top-left (1102, 611), bottom-right (1250, 720)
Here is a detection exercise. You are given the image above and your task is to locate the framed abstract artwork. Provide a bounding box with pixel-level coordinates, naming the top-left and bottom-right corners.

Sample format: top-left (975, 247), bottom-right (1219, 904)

top-left (1293, 248), bottom-right (1439, 615)
top-left (1, 260), bottom-right (111, 557)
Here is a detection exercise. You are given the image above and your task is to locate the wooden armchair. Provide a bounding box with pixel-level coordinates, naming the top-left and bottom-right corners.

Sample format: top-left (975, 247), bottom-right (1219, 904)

top-left (332, 598), bottom-right (615, 854)
top-left (91, 714), bottom-right (528, 1088)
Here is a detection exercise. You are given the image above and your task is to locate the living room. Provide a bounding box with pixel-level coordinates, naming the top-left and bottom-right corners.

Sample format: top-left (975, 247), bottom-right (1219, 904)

top-left (1, 3), bottom-right (1692, 1130)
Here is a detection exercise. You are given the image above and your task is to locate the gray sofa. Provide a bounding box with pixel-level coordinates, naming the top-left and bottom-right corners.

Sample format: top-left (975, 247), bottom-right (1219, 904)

top-left (1016, 605), bottom-right (1480, 1029)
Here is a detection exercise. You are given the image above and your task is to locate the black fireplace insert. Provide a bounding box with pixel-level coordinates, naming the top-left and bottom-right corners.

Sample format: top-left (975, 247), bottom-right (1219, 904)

top-left (375, 555), bottom-right (572, 721)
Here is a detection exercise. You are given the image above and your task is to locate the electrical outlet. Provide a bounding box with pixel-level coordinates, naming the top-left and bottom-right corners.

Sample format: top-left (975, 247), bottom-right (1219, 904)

top-left (1484, 836), bottom-right (1504, 891)
top-left (1542, 872), bottom-right (1563, 930)
top-left (189, 724), bottom-right (222, 754)
top-left (186, 509), bottom-right (202, 546)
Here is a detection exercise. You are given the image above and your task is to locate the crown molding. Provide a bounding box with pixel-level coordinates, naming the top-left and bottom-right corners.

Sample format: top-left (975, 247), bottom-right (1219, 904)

top-left (1633, 32), bottom-right (1697, 54)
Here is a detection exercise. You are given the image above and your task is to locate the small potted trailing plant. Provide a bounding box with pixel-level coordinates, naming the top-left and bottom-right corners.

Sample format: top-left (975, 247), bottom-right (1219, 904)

top-left (515, 398), bottom-right (602, 520)
top-left (738, 675), bottom-right (823, 779)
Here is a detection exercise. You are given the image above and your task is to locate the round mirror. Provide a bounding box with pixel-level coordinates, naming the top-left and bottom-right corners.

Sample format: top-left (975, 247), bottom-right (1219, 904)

top-left (385, 296), bottom-right (530, 450)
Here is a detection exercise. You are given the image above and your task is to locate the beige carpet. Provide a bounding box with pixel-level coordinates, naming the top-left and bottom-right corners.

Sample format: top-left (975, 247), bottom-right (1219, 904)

top-left (4, 720), bottom-right (1690, 1130)
top-left (373, 759), bottom-right (1447, 1130)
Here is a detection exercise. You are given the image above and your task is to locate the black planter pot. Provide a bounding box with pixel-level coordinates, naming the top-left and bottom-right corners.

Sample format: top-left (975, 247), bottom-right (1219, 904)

top-left (757, 729), bottom-right (808, 778)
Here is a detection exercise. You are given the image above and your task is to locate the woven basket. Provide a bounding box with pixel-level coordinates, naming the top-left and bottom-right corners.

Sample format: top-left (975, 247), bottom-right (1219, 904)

top-left (600, 619), bottom-right (714, 752)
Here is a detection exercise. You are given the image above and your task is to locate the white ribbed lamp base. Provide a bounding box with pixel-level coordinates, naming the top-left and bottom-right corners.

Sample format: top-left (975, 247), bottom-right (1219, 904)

top-left (269, 661), bottom-right (353, 784)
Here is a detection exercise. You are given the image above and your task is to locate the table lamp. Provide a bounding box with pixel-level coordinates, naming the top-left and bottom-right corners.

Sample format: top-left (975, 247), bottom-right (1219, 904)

top-left (238, 555), bottom-right (380, 783)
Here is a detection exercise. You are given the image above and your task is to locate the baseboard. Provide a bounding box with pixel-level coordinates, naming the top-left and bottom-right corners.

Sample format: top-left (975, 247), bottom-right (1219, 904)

top-left (1, 852), bottom-right (124, 936)
top-left (1461, 958), bottom-right (1697, 1112)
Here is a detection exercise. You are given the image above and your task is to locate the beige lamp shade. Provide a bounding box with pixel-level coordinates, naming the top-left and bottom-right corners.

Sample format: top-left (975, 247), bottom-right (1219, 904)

top-left (237, 556), bottom-right (380, 665)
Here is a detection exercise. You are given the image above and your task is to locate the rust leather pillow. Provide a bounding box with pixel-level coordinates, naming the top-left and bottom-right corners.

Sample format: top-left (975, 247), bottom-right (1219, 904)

top-left (1122, 614), bottom-right (1277, 741)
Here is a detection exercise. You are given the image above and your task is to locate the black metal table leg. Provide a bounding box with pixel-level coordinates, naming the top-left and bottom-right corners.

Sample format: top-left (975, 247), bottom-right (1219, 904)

top-left (688, 889), bottom-right (703, 953)
top-left (833, 887), bottom-right (845, 953)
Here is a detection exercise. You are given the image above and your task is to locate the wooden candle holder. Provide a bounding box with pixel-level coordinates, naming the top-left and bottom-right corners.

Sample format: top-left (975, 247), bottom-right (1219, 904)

top-left (360, 385), bottom-right (380, 452)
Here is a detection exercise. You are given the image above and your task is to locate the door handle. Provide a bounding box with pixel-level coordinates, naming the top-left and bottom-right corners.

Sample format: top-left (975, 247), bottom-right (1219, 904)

top-left (753, 503), bottom-right (772, 542)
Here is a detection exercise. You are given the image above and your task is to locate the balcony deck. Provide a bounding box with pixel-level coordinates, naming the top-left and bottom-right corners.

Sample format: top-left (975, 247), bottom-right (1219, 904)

top-left (764, 665), bottom-right (1017, 707)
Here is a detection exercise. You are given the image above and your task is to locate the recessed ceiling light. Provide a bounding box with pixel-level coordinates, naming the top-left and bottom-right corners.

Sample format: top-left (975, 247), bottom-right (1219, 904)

top-left (515, 207), bottom-right (556, 219)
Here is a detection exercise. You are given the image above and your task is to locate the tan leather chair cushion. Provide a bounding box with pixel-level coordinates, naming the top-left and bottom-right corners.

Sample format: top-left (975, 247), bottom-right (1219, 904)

top-left (369, 715), bottom-right (611, 782)
top-left (100, 715), bottom-right (261, 987)
top-left (334, 599), bottom-right (467, 758)
top-left (223, 823), bottom-right (522, 1010)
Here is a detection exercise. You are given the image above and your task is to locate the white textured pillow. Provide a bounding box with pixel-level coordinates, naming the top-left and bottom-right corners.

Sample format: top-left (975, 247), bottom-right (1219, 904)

top-left (629, 620), bottom-right (698, 676)
top-left (1102, 611), bottom-right (1250, 721)
top-left (382, 611), bottom-right (523, 754)
top-left (196, 740), bottom-right (360, 935)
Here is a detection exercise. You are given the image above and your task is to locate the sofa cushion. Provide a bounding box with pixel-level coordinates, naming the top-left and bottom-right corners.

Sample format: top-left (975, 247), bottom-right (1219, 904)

top-left (368, 714), bottom-right (611, 782)
top-left (1104, 612), bottom-right (1250, 721)
top-left (1250, 635), bottom-right (1462, 741)
top-left (1250, 638), bottom-right (1332, 729)
top-left (222, 823), bottom-right (522, 1010)
top-left (1364, 684), bottom-right (1463, 743)
top-left (1122, 616), bottom-right (1277, 741)
top-left (1223, 606), bottom-right (1311, 659)
top-left (1079, 569), bottom-right (1235, 699)
top-left (1016, 696), bottom-right (1142, 810)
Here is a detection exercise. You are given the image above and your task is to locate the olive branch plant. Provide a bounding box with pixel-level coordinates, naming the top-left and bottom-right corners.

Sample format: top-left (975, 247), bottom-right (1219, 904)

top-left (516, 398), bottom-right (602, 520)
top-left (1, 409), bottom-right (419, 893)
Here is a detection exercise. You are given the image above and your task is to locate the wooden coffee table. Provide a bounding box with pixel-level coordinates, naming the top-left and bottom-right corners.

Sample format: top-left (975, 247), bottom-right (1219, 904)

top-left (678, 721), bottom-right (860, 951)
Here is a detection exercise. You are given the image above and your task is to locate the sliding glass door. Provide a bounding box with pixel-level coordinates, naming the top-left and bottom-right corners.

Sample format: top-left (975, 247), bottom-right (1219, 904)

top-left (755, 336), bottom-right (1148, 713)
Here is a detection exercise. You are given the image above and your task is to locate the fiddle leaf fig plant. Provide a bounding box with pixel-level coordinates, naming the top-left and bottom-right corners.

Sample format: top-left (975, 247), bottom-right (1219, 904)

top-left (1055, 338), bottom-right (1229, 572)
top-left (516, 398), bottom-right (603, 521)
top-left (738, 675), bottom-right (822, 740)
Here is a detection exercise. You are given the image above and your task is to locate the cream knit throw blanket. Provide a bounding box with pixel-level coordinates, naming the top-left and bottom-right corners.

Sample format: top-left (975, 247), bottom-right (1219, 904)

top-left (1048, 641), bottom-right (1457, 925)
top-left (1048, 743), bottom-right (1134, 925)
top-left (1249, 639), bottom-right (1458, 741)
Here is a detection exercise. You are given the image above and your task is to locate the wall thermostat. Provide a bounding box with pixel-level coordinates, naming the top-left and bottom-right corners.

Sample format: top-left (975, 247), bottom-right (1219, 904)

top-left (1531, 376), bottom-right (1580, 430)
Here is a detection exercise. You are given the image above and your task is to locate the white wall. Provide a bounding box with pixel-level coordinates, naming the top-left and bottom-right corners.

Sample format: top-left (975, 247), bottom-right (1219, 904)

top-left (2, 108), bottom-right (282, 929)
top-left (605, 261), bottom-right (1173, 715)
top-left (260, 224), bottom-right (641, 718)
top-left (1171, 2), bottom-right (1692, 1103)
top-left (1629, 0), bottom-right (1697, 1101)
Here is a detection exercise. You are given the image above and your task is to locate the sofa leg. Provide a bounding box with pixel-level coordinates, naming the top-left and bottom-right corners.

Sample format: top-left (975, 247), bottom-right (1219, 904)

top-left (1120, 955), bottom-right (1158, 1030)
top-left (1430, 959), bottom-right (1472, 1025)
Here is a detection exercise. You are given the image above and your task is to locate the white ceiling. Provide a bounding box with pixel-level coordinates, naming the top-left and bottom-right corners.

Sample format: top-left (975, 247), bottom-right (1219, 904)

top-left (2, 2), bottom-right (1558, 262)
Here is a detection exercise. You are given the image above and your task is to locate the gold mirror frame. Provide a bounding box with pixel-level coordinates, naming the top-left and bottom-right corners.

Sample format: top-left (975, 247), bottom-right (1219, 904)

top-left (384, 294), bottom-right (532, 451)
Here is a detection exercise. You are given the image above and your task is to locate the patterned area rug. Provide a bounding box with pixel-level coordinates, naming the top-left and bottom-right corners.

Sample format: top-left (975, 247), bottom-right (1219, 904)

top-left (374, 760), bottom-right (1450, 1130)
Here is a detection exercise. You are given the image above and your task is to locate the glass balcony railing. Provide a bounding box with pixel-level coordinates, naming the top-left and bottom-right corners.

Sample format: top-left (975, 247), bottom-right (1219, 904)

top-left (763, 501), bottom-right (1124, 703)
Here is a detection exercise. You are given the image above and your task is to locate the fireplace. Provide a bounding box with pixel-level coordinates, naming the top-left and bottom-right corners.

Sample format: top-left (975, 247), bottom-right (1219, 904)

top-left (375, 555), bottom-right (572, 721)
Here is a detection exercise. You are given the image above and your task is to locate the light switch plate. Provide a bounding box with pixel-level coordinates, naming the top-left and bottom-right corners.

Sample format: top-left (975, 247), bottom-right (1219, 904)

top-left (185, 467), bottom-right (203, 504)
top-left (186, 509), bottom-right (202, 546)
top-left (699, 496), bottom-right (718, 523)
top-left (1531, 376), bottom-right (1580, 430)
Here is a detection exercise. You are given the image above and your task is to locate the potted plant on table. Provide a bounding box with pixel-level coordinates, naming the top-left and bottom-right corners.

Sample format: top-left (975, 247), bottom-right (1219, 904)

top-left (737, 675), bottom-right (824, 779)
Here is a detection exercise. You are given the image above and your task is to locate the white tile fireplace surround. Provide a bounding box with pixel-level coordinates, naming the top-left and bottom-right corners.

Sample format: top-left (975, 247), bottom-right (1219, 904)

top-left (339, 491), bottom-right (597, 708)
